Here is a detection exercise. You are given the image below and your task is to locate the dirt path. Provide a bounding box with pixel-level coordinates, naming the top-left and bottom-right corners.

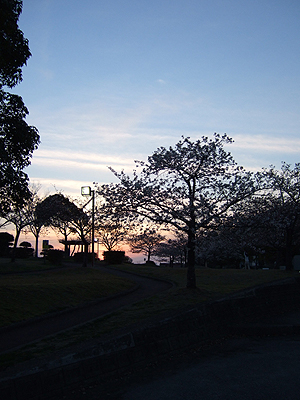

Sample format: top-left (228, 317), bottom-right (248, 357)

top-left (0, 266), bottom-right (172, 353)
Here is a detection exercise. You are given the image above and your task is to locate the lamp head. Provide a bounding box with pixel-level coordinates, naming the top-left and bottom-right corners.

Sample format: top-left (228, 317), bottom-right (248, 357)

top-left (81, 186), bottom-right (91, 196)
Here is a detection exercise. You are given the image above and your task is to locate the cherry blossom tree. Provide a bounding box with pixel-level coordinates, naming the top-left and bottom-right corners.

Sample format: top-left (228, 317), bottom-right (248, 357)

top-left (99, 134), bottom-right (258, 288)
top-left (241, 163), bottom-right (300, 270)
top-left (213, 162), bottom-right (300, 271)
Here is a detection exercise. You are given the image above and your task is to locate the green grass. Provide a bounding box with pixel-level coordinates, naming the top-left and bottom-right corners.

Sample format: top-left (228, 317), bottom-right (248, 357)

top-left (0, 261), bottom-right (297, 369)
top-left (0, 263), bottom-right (135, 327)
top-left (112, 264), bottom-right (295, 293)
top-left (0, 257), bottom-right (58, 273)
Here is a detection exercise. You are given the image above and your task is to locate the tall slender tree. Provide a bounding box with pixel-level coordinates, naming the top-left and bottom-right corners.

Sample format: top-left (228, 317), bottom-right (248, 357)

top-left (2, 198), bottom-right (31, 261)
top-left (25, 186), bottom-right (47, 257)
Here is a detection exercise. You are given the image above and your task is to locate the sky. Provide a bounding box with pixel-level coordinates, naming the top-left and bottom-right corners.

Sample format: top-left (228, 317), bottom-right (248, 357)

top-left (13, 0), bottom-right (300, 200)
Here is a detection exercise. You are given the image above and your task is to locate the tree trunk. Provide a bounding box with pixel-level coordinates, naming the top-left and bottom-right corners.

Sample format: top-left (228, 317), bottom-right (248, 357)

top-left (35, 234), bottom-right (39, 257)
top-left (82, 241), bottom-right (88, 267)
top-left (186, 225), bottom-right (196, 288)
top-left (285, 227), bottom-right (294, 271)
top-left (64, 233), bottom-right (70, 257)
top-left (11, 229), bottom-right (21, 262)
top-left (186, 180), bottom-right (197, 288)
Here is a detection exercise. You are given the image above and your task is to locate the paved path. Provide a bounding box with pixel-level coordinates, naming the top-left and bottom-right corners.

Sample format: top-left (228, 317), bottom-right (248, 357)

top-left (64, 310), bottom-right (300, 400)
top-left (0, 266), bottom-right (172, 353)
top-left (119, 335), bottom-right (300, 400)
top-left (117, 309), bottom-right (300, 400)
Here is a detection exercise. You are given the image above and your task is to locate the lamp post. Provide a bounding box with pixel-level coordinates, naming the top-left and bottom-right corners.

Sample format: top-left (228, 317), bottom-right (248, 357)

top-left (81, 186), bottom-right (95, 267)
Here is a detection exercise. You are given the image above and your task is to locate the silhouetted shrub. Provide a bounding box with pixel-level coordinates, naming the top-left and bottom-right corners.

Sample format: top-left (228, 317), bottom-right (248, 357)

top-left (73, 252), bottom-right (96, 263)
top-left (145, 260), bottom-right (157, 267)
top-left (14, 247), bottom-right (34, 259)
top-left (103, 251), bottom-right (125, 264)
top-left (19, 241), bottom-right (32, 248)
top-left (47, 249), bottom-right (64, 265)
top-left (0, 232), bottom-right (13, 257)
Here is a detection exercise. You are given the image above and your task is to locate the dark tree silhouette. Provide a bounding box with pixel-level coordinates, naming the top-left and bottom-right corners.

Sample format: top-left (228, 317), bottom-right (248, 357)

top-left (37, 194), bottom-right (91, 265)
top-left (127, 226), bottom-right (165, 262)
top-left (24, 186), bottom-right (47, 257)
top-left (0, 0), bottom-right (39, 215)
top-left (154, 236), bottom-right (187, 268)
top-left (2, 197), bottom-right (32, 261)
top-left (99, 134), bottom-right (258, 288)
top-left (0, 0), bottom-right (31, 88)
top-left (96, 217), bottom-right (129, 251)
top-left (231, 163), bottom-right (300, 270)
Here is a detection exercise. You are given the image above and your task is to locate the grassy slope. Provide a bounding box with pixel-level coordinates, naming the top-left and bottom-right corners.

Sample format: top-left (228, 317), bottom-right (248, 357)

top-left (114, 264), bottom-right (293, 294)
top-left (0, 260), bottom-right (135, 327)
top-left (0, 260), bottom-right (297, 367)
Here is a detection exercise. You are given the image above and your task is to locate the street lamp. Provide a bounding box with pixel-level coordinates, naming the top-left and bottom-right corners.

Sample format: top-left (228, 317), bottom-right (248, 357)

top-left (81, 186), bottom-right (95, 267)
top-left (81, 186), bottom-right (92, 196)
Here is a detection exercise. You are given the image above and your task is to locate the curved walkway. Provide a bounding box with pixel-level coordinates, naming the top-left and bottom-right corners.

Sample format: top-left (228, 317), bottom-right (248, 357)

top-left (0, 266), bottom-right (172, 353)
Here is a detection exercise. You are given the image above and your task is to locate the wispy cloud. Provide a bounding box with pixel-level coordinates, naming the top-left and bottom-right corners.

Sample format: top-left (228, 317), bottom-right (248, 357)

top-left (29, 177), bottom-right (89, 197)
top-left (32, 149), bottom-right (136, 167)
top-left (26, 87), bottom-right (300, 197)
top-left (231, 134), bottom-right (300, 154)
top-left (32, 157), bottom-right (109, 171)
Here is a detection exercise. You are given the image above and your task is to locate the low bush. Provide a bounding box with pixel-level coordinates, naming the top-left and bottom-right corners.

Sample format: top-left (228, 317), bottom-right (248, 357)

top-left (0, 232), bottom-right (13, 257)
top-left (103, 251), bottom-right (125, 264)
top-left (73, 252), bottom-right (95, 264)
top-left (47, 249), bottom-right (64, 265)
top-left (145, 260), bottom-right (157, 267)
top-left (14, 247), bottom-right (34, 259)
top-left (124, 255), bottom-right (133, 264)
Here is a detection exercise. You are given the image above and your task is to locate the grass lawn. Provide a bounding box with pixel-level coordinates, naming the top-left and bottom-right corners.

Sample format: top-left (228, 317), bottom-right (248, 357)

top-left (112, 263), bottom-right (294, 294)
top-left (0, 259), bottom-right (298, 368)
top-left (0, 259), bottom-right (135, 327)
top-left (0, 257), bottom-right (58, 273)
top-left (94, 264), bottom-right (298, 334)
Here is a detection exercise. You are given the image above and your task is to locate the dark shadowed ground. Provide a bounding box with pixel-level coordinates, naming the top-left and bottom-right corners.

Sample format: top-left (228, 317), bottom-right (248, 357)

top-left (59, 309), bottom-right (300, 399)
top-left (62, 333), bottom-right (300, 400)
top-left (1, 266), bottom-right (300, 399)
top-left (0, 266), bottom-right (172, 353)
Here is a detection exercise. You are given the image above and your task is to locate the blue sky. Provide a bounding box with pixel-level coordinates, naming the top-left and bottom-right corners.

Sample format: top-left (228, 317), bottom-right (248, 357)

top-left (17, 0), bottom-right (300, 197)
